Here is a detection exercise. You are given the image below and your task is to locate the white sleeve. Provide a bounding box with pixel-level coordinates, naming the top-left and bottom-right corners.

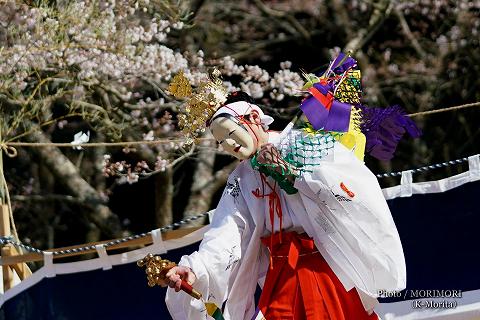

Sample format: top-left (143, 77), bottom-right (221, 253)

top-left (293, 143), bottom-right (406, 298)
top-left (166, 175), bottom-right (253, 320)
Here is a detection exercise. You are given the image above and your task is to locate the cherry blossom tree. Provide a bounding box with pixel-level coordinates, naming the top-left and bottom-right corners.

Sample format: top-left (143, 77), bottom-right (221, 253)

top-left (1, 0), bottom-right (478, 260)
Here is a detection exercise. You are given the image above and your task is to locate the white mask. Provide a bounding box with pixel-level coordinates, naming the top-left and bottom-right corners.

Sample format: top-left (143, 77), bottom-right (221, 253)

top-left (210, 116), bottom-right (257, 160)
top-left (209, 101), bottom-right (273, 159)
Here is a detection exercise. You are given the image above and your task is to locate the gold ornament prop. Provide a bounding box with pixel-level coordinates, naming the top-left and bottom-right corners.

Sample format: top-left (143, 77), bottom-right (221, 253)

top-left (137, 254), bottom-right (202, 300)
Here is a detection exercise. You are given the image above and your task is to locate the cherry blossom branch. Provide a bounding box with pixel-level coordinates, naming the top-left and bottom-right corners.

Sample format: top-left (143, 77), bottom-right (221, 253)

top-left (395, 8), bottom-right (427, 59)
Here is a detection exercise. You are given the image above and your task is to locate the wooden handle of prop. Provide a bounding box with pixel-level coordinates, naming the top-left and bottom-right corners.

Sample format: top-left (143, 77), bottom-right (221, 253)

top-left (180, 280), bottom-right (202, 300)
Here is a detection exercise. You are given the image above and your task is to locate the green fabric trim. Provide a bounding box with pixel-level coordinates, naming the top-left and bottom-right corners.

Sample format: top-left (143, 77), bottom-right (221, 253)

top-left (211, 308), bottom-right (224, 320)
top-left (250, 130), bottom-right (341, 193)
top-left (250, 154), bottom-right (298, 195)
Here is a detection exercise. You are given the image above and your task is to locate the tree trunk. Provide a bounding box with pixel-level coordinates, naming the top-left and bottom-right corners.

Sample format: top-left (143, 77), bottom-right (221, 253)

top-left (26, 128), bottom-right (123, 238)
top-left (154, 169), bottom-right (173, 227)
top-left (183, 159), bottom-right (238, 227)
top-left (183, 137), bottom-right (216, 227)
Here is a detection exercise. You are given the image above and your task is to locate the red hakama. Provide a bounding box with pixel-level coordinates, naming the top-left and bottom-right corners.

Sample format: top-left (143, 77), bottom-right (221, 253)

top-left (257, 231), bottom-right (378, 320)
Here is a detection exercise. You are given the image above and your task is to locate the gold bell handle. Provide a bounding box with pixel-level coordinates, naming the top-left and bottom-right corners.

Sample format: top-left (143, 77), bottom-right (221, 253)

top-left (137, 254), bottom-right (202, 300)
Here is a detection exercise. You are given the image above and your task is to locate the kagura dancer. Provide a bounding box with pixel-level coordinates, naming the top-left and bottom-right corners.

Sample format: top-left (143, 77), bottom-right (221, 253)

top-left (163, 54), bottom-right (419, 320)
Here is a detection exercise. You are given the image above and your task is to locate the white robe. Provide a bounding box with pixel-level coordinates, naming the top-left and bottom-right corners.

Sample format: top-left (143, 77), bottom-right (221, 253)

top-left (166, 131), bottom-right (406, 320)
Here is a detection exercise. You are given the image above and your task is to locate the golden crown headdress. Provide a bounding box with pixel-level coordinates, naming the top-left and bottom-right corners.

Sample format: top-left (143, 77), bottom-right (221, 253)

top-left (168, 68), bottom-right (228, 144)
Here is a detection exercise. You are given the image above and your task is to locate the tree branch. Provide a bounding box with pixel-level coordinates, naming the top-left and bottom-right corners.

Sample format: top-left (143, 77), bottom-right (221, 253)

top-left (394, 8), bottom-right (427, 59)
top-left (252, 0), bottom-right (310, 40)
top-left (344, 0), bottom-right (393, 54)
top-left (11, 194), bottom-right (92, 206)
top-left (0, 93), bottom-right (23, 109)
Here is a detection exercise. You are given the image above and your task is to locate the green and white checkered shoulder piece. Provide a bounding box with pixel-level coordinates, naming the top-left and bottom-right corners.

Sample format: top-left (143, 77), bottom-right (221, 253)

top-left (276, 129), bottom-right (342, 174)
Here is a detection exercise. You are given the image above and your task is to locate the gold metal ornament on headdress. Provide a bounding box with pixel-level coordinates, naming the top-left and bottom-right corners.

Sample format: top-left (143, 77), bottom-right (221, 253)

top-left (169, 68), bottom-right (228, 144)
top-left (168, 71), bottom-right (192, 99)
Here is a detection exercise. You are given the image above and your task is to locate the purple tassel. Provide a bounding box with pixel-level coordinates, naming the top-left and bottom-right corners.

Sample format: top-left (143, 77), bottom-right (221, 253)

top-left (360, 105), bottom-right (422, 161)
top-left (300, 96), bottom-right (329, 130)
top-left (317, 53), bottom-right (358, 78)
top-left (301, 51), bottom-right (421, 160)
top-left (331, 53), bottom-right (357, 74)
top-left (323, 100), bottom-right (351, 132)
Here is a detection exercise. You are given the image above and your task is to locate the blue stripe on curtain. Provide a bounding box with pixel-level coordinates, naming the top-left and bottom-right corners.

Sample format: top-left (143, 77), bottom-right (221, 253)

top-left (380, 179), bottom-right (480, 303)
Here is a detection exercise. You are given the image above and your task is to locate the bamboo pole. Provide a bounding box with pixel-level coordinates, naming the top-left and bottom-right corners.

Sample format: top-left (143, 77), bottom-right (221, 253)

top-left (8, 245), bottom-right (32, 279)
top-left (1, 124), bottom-right (32, 288)
top-left (1, 204), bottom-right (14, 290)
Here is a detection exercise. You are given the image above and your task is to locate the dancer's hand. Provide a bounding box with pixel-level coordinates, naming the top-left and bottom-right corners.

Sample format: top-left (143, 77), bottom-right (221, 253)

top-left (257, 143), bottom-right (298, 177)
top-left (257, 143), bottom-right (281, 165)
top-left (165, 266), bottom-right (197, 292)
